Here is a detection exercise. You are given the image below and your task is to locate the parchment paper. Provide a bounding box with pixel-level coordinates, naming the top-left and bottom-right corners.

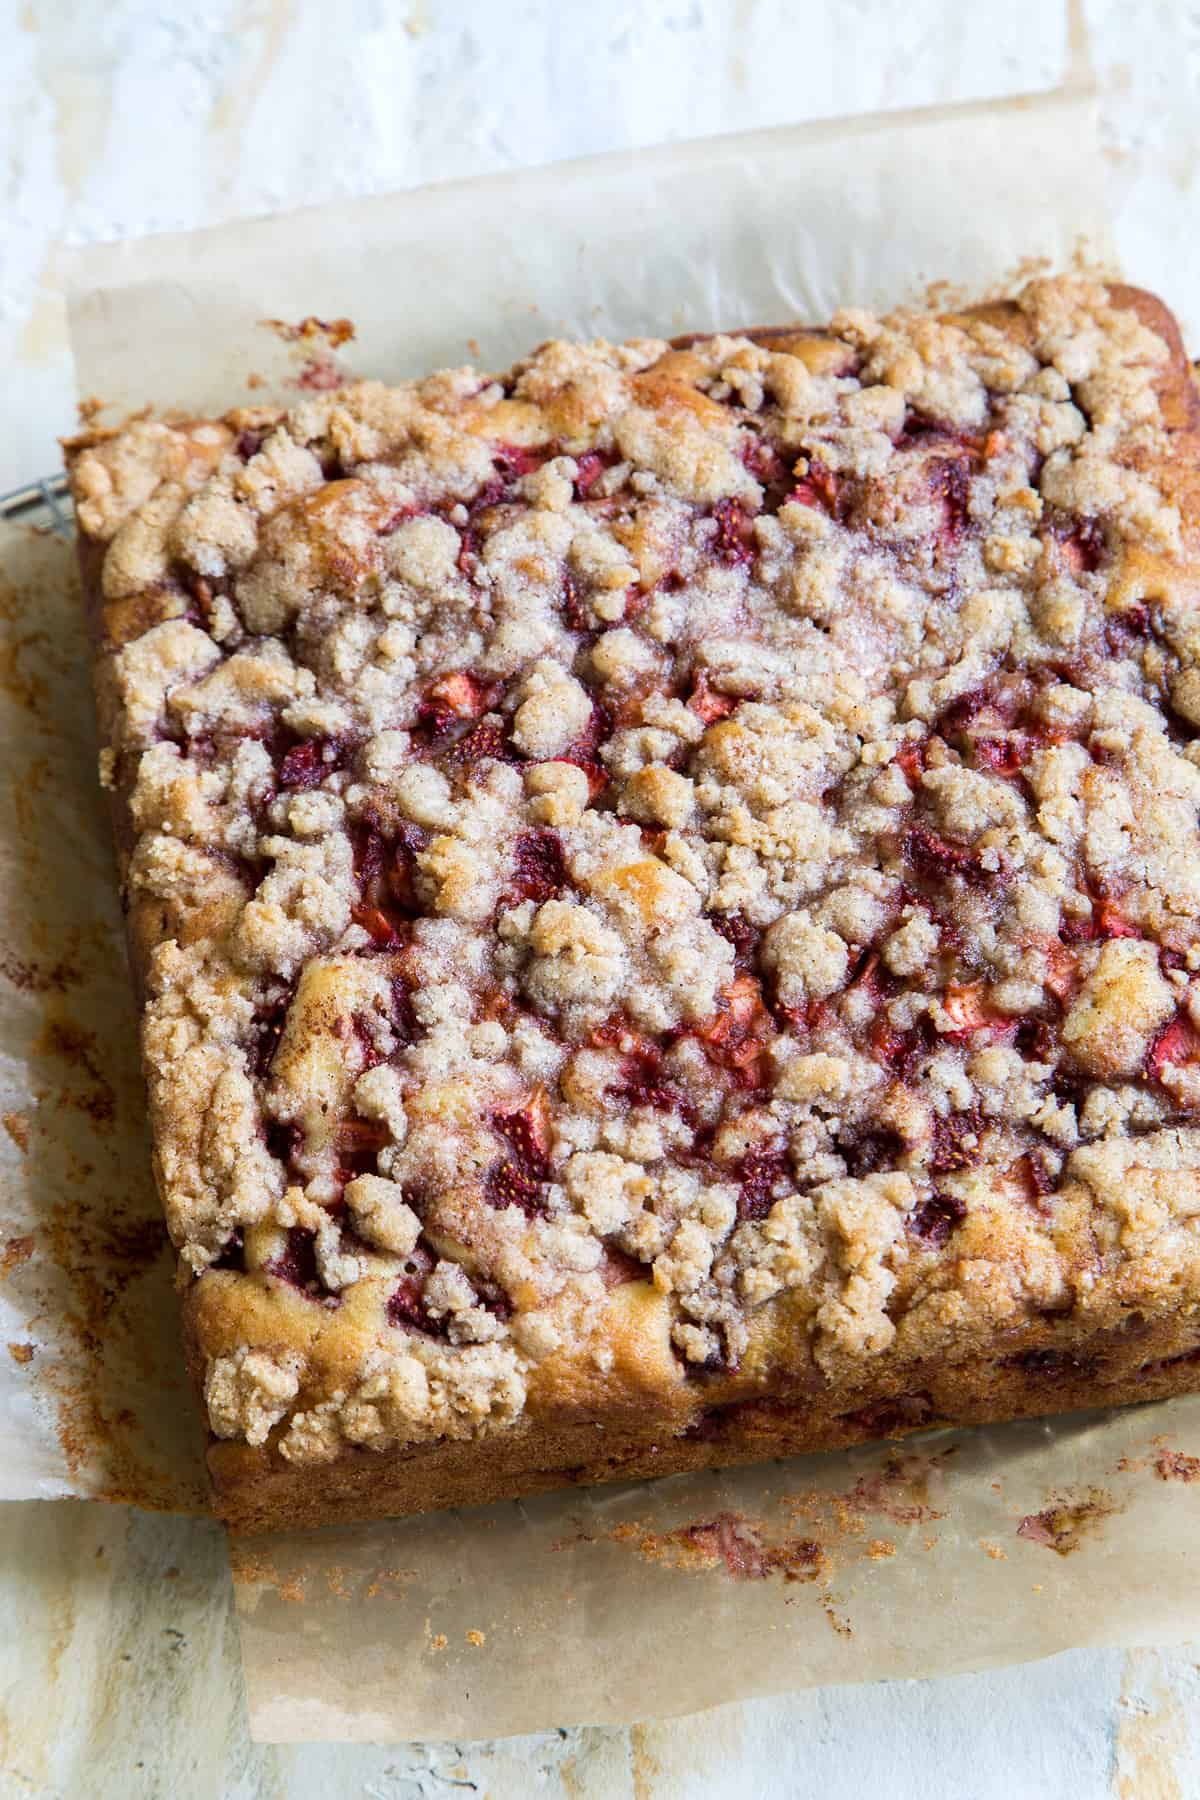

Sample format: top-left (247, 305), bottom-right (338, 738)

top-left (67, 86), bottom-right (1115, 425)
top-left (0, 512), bottom-right (207, 1509)
top-left (10, 78), bottom-right (1196, 1741)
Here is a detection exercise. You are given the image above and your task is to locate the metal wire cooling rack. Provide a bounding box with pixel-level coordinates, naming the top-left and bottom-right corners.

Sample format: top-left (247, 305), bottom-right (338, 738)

top-left (0, 472), bottom-right (74, 540)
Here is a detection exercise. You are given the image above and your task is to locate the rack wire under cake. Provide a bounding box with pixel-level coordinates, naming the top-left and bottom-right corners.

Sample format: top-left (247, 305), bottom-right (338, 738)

top-left (0, 474), bottom-right (74, 540)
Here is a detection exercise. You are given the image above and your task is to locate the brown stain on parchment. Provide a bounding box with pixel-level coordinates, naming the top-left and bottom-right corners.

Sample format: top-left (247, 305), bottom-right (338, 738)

top-left (604, 1510), bottom-right (826, 1584)
top-left (1115, 1649), bottom-right (1187, 1800)
top-left (839, 1452), bottom-right (947, 1527)
top-left (563, 1443), bottom-right (956, 1645)
top-left (0, 1235), bottom-right (35, 1279)
top-left (35, 1012), bottom-right (116, 1127)
top-left (0, 525), bottom-right (207, 1511)
top-left (227, 1545), bottom-right (308, 1605)
top-left (3, 1111), bottom-right (31, 1151)
top-left (259, 316), bottom-right (357, 391)
top-left (1151, 1447), bottom-right (1200, 1483)
top-left (1016, 1485), bottom-right (1120, 1555)
top-left (0, 935), bottom-right (96, 996)
top-left (262, 315), bottom-right (356, 348)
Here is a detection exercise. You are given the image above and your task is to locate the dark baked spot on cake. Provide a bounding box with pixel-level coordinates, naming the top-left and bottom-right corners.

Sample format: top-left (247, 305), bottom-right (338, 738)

top-left (839, 1392), bottom-right (935, 1437)
top-left (264, 1117), bottom-right (302, 1169)
top-left (1005, 1346), bottom-right (1098, 1379)
top-left (212, 1229), bottom-right (245, 1273)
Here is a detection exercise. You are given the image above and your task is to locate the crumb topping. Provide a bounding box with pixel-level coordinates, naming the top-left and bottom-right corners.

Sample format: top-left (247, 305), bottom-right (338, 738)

top-left (69, 279), bottom-right (1200, 1459)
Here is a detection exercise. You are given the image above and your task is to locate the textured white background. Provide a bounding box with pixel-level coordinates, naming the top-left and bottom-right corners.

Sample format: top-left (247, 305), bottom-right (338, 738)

top-left (4, 2), bottom-right (1200, 1794)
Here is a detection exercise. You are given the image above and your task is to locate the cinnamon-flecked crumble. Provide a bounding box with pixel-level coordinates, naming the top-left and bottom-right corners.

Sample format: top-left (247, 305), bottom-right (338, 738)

top-left (68, 280), bottom-right (1200, 1515)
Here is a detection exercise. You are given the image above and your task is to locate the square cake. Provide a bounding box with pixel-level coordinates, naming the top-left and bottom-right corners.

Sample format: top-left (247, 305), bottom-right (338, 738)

top-left (66, 279), bottom-right (1200, 1532)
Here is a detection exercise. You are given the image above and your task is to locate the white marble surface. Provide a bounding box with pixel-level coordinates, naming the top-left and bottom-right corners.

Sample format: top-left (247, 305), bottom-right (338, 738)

top-left (4, 2), bottom-right (1200, 1793)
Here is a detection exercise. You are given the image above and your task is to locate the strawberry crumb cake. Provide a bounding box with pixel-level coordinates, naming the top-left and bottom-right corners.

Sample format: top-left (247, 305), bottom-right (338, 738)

top-left (66, 279), bottom-right (1200, 1533)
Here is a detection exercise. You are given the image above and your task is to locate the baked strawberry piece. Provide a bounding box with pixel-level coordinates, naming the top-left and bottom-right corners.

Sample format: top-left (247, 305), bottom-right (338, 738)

top-left (67, 279), bottom-right (1200, 1532)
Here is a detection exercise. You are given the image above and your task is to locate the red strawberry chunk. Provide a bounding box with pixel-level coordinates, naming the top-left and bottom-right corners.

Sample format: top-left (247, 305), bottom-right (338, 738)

top-left (894, 738), bottom-right (930, 783)
top-left (510, 829), bottom-right (569, 903)
top-left (688, 670), bottom-right (738, 724)
top-left (907, 1194), bottom-right (966, 1248)
top-left (603, 1030), bottom-right (696, 1123)
top-left (1097, 900), bottom-right (1141, 940)
top-left (267, 1227), bottom-right (325, 1295)
top-left (485, 1159), bottom-right (546, 1213)
top-left (1061, 898), bottom-right (1141, 946)
top-left (939, 680), bottom-right (1023, 734)
top-left (1147, 1010), bottom-right (1200, 1081)
top-left (352, 903), bottom-right (404, 948)
top-left (928, 1108), bottom-right (982, 1175)
top-left (349, 1010), bottom-right (385, 1072)
top-left (904, 824), bottom-right (996, 887)
top-left (787, 457), bottom-right (840, 517)
top-left (600, 1245), bottom-right (646, 1289)
top-left (869, 1013), bottom-right (935, 1080)
top-left (737, 1142), bottom-right (791, 1221)
top-left (561, 568), bottom-right (590, 632)
top-left (939, 983), bottom-right (1016, 1045)
top-left (250, 985), bottom-right (295, 1078)
top-left (386, 1244), bottom-right (437, 1332)
top-left (417, 670), bottom-right (501, 739)
top-left (446, 717), bottom-right (512, 766)
top-left (711, 498), bottom-right (757, 567)
top-left (277, 738), bottom-right (323, 789)
top-left (493, 442), bottom-right (548, 480)
top-left (1012, 1151), bottom-right (1057, 1205)
top-left (1057, 515), bottom-right (1106, 573)
top-left (929, 454), bottom-right (972, 543)
top-left (352, 825), bottom-right (386, 884)
top-left (710, 911), bottom-right (761, 968)
top-left (1041, 940), bottom-right (1078, 1003)
top-left (485, 1096), bottom-right (553, 1215)
top-left (333, 1116), bottom-right (388, 1183)
top-left (573, 450), bottom-right (617, 498)
top-left (693, 976), bottom-right (774, 1092)
top-left (971, 735), bottom-right (1025, 777)
top-left (741, 438), bottom-right (792, 498)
